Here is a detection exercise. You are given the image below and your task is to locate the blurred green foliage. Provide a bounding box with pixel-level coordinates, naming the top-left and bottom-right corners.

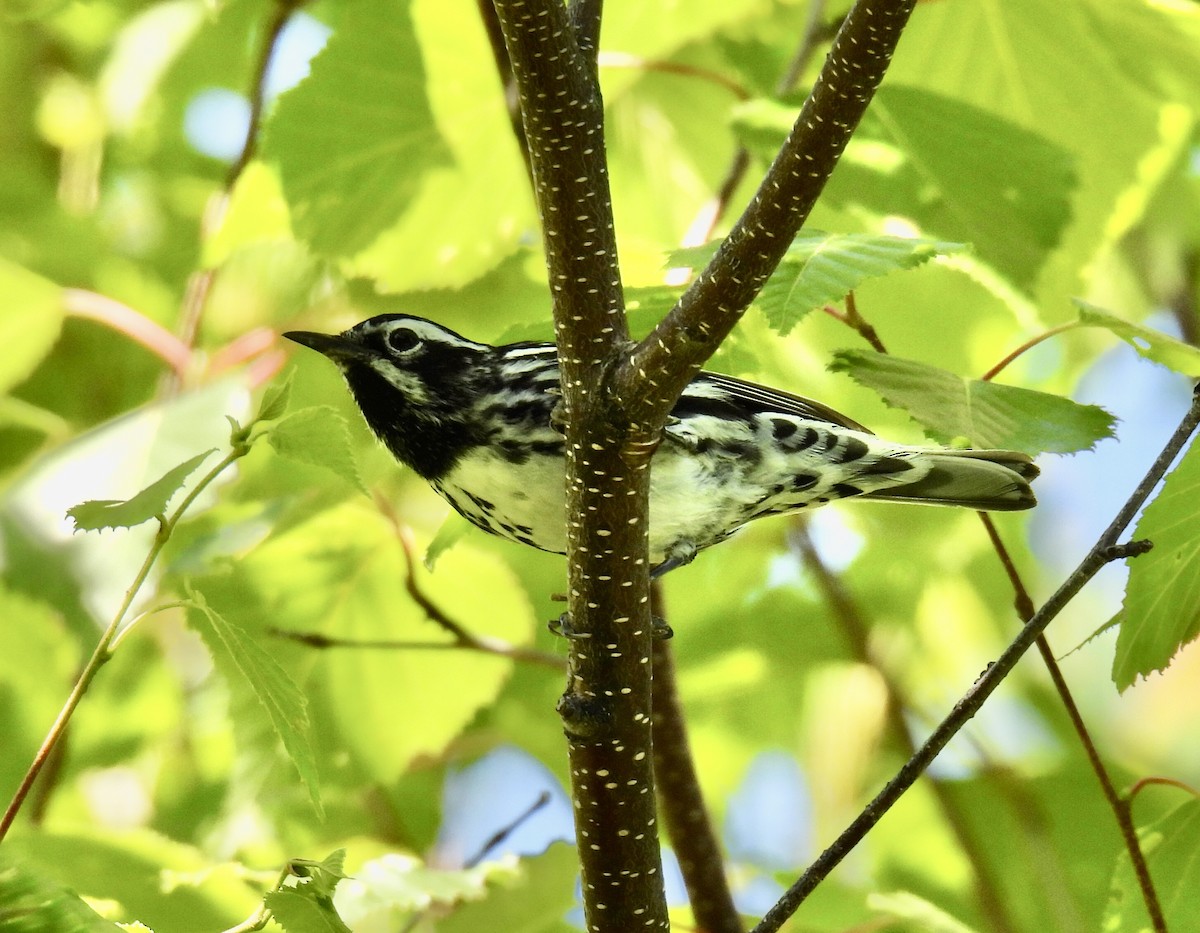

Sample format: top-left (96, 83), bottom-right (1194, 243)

top-left (1, 0), bottom-right (1200, 931)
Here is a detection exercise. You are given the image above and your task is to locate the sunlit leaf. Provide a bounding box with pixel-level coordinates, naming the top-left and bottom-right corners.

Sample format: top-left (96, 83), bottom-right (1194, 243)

top-left (0, 257), bottom-right (63, 395)
top-left (202, 162), bottom-right (292, 267)
top-left (289, 850), bottom-right (348, 899)
top-left (424, 512), bottom-right (473, 570)
top-left (868, 890), bottom-right (980, 933)
top-left (264, 888), bottom-right (352, 933)
top-left (255, 371), bottom-right (294, 425)
top-left (66, 449), bottom-right (216, 532)
top-left (754, 233), bottom-right (963, 335)
top-left (1075, 301), bottom-right (1200, 377)
top-left (7, 829), bottom-right (259, 930)
top-left (1113, 439), bottom-right (1200, 689)
top-left (883, 0), bottom-right (1200, 302)
top-left (667, 233), bottom-right (962, 335)
top-left (436, 843), bottom-right (579, 933)
top-left (829, 350), bottom-right (1115, 454)
top-left (736, 86), bottom-right (1076, 290)
top-left (267, 406), bottom-right (366, 495)
top-left (185, 587), bottom-right (323, 818)
top-left (198, 502), bottom-right (536, 783)
top-left (264, 0), bottom-right (450, 256)
top-left (333, 852), bottom-right (520, 924)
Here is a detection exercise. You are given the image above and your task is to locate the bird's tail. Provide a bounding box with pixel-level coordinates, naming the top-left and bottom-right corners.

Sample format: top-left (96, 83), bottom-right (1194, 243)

top-left (864, 449), bottom-right (1039, 511)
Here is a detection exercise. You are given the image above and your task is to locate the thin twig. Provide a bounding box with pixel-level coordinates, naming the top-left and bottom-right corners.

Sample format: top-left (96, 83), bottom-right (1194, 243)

top-left (789, 524), bottom-right (1020, 933)
top-left (650, 582), bottom-right (743, 933)
top-left (219, 864), bottom-right (292, 933)
top-left (980, 322), bottom-right (1076, 382)
top-left (465, 791), bottom-right (554, 868)
top-left (1128, 776), bottom-right (1200, 803)
top-left (0, 447), bottom-right (248, 843)
top-left (395, 790), bottom-right (557, 933)
top-left (364, 496), bottom-right (565, 670)
top-left (823, 292), bottom-right (889, 353)
top-left (754, 386), bottom-right (1200, 931)
top-left (680, 0), bottom-right (834, 246)
top-left (172, 0), bottom-right (300, 390)
top-left (63, 289), bottom-right (193, 377)
top-left (475, 0), bottom-right (532, 185)
top-left (979, 514), bottom-right (1167, 932)
top-left (824, 293), bottom-right (1169, 930)
top-left (271, 628), bottom-right (562, 671)
top-left (599, 52), bottom-right (750, 100)
top-left (225, 0), bottom-right (300, 188)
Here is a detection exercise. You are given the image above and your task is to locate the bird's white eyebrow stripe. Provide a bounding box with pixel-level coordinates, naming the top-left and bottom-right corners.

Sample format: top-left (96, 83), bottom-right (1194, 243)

top-left (501, 345), bottom-right (556, 359)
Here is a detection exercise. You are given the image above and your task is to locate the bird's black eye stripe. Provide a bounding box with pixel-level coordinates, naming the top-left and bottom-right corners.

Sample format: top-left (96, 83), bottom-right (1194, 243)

top-left (385, 327), bottom-right (422, 354)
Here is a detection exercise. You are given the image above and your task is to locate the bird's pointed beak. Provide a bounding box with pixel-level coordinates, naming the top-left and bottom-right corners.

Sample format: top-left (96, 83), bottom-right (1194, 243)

top-left (283, 330), bottom-right (368, 364)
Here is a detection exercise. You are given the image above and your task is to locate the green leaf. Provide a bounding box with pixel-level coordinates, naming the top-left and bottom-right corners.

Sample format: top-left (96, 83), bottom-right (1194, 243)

top-left (255, 371), bottom-right (294, 425)
top-left (736, 85), bottom-right (1075, 290)
top-left (0, 257), bottom-right (64, 395)
top-left (6, 828), bottom-right (259, 931)
top-left (0, 855), bottom-right (124, 932)
top-left (1105, 799), bottom-right (1200, 932)
top-left (264, 0), bottom-right (451, 256)
top-left (882, 0), bottom-right (1199, 304)
top-left (66, 449), bottom-right (216, 532)
top-left (333, 852), bottom-right (520, 922)
top-left (1113, 439), bottom-right (1200, 689)
top-left (437, 843), bottom-right (579, 933)
top-left (829, 350), bottom-right (1115, 454)
top-left (266, 406), bottom-right (366, 495)
top-left (758, 233), bottom-right (963, 335)
top-left (1075, 301), bottom-right (1200, 376)
top-left (201, 161), bottom-right (292, 267)
top-left (868, 890), bottom-right (981, 933)
top-left (185, 586), bottom-right (323, 819)
top-left (288, 850), bottom-right (348, 899)
top-left (667, 233), bottom-right (962, 335)
top-left (424, 513), bottom-right (474, 570)
top-left (201, 502), bottom-right (536, 783)
top-left (264, 888), bottom-right (352, 933)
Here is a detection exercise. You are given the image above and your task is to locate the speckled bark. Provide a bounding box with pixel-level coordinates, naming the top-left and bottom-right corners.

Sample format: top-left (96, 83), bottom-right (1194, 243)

top-left (617, 0), bottom-right (919, 438)
top-left (490, 1), bottom-right (919, 930)
top-left (491, 2), bottom-right (667, 931)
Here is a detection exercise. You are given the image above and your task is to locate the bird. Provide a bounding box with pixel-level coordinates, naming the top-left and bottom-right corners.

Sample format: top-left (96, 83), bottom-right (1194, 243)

top-left (284, 315), bottom-right (1038, 573)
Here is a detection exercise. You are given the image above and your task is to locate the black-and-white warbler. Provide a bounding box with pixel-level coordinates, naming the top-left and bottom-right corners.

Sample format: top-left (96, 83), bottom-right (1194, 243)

top-left (285, 315), bottom-right (1037, 570)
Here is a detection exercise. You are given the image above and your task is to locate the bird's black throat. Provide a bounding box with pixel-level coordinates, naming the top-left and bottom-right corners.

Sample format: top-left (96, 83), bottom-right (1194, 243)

top-left (342, 365), bottom-right (479, 480)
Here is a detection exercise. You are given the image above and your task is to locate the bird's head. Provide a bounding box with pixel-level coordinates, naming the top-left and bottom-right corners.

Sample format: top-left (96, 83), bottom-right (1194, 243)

top-left (284, 314), bottom-right (493, 476)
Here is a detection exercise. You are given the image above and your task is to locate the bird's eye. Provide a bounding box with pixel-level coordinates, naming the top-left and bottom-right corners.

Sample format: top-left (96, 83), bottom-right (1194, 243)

top-left (386, 327), bottom-right (422, 354)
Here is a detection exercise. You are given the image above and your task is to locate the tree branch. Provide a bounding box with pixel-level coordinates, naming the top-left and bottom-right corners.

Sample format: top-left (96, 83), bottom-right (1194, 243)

top-left (490, 2), bottom-right (664, 928)
top-left (568, 0), bottom-right (603, 64)
top-left (617, 0), bottom-right (918, 433)
top-left (753, 385), bottom-right (1200, 932)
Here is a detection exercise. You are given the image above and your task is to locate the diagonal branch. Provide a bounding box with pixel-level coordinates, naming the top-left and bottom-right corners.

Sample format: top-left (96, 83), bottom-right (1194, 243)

top-left (753, 385), bottom-right (1200, 932)
top-left (616, 0), bottom-right (918, 432)
top-left (979, 515), bottom-right (1167, 931)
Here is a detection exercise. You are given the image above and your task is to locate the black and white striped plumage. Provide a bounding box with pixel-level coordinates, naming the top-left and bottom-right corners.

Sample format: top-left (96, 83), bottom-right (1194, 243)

top-left (285, 315), bottom-right (1038, 569)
